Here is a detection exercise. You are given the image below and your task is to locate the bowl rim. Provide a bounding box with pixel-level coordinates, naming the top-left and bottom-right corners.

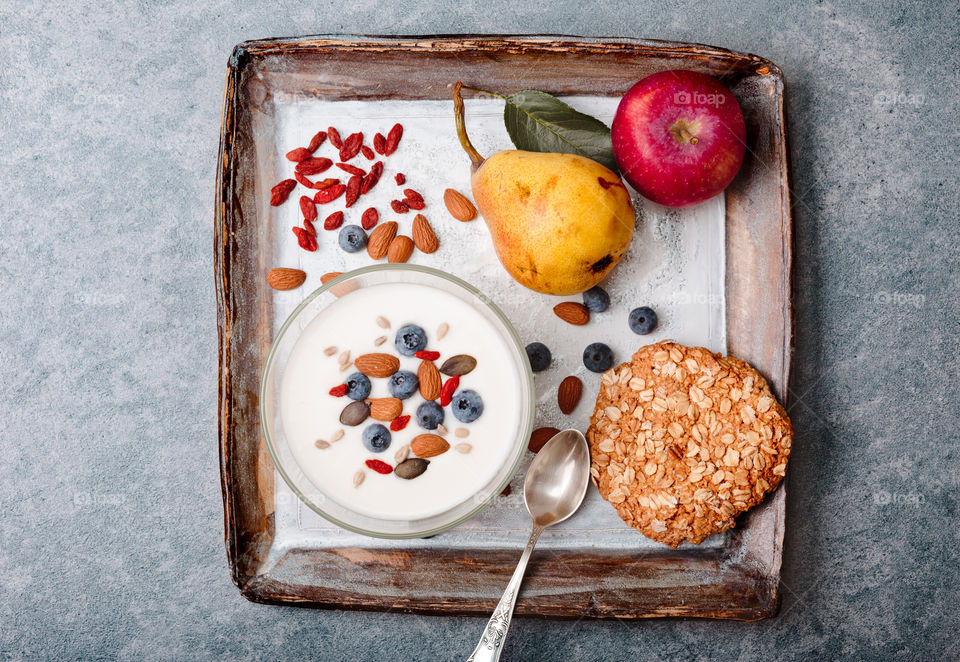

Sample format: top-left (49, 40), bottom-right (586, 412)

top-left (259, 263), bottom-right (535, 539)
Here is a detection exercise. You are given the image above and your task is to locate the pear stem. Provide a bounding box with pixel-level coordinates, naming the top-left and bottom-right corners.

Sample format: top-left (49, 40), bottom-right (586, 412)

top-left (452, 81), bottom-right (486, 171)
top-left (459, 84), bottom-right (505, 100)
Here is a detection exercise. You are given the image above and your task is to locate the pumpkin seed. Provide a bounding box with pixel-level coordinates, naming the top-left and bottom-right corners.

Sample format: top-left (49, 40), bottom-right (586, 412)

top-left (339, 401), bottom-right (370, 426)
top-left (394, 458), bottom-right (429, 480)
top-left (439, 354), bottom-right (477, 376)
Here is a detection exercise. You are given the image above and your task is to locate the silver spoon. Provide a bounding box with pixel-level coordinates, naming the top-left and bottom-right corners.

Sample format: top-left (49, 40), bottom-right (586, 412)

top-left (467, 429), bottom-right (590, 662)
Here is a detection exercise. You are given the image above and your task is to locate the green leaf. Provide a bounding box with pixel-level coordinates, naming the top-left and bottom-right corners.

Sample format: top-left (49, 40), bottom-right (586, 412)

top-left (502, 90), bottom-right (618, 173)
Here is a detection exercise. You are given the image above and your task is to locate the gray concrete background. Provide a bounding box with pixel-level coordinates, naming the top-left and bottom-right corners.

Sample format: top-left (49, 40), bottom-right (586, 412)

top-left (1, 1), bottom-right (958, 660)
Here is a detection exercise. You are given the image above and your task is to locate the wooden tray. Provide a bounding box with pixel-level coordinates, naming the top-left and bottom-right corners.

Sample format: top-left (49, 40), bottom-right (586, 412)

top-left (216, 35), bottom-right (792, 620)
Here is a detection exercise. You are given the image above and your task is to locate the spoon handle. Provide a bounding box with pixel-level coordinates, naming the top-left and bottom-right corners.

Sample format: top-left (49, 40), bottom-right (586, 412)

top-left (466, 525), bottom-right (544, 662)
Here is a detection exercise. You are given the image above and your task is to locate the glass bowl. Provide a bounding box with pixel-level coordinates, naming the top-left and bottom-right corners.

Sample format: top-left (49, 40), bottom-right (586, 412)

top-left (260, 264), bottom-right (535, 539)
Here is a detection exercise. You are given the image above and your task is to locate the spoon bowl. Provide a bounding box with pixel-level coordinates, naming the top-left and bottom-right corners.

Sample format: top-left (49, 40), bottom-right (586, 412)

top-left (524, 429), bottom-right (591, 527)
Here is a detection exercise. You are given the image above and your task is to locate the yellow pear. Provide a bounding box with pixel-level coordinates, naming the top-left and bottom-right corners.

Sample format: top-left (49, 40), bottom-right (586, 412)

top-left (453, 83), bottom-right (635, 295)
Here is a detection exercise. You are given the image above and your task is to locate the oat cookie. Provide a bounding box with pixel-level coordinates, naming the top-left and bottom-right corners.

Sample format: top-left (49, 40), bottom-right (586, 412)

top-left (586, 342), bottom-right (792, 547)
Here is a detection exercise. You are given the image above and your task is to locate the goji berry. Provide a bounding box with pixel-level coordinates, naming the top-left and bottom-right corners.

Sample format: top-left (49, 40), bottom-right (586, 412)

top-left (329, 384), bottom-right (348, 397)
top-left (307, 130), bottom-right (327, 152)
top-left (360, 161), bottom-right (383, 194)
top-left (384, 123), bottom-right (403, 156)
top-left (414, 350), bottom-right (440, 361)
top-left (314, 178), bottom-right (340, 189)
top-left (360, 145), bottom-right (375, 160)
top-left (286, 147), bottom-right (312, 162)
top-left (336, 163), bottom-right (366, 177)
top-left (440, 374), bottom-right (460, 407)
top-left (404, 188), bottom-right (425, 210)
top-left (394, 173), bottom-right (406, 186)
top-left (299, 195), bottom-right (317, 222)
top-left (373, 132), bottom-right (387, 155)
top-left (270, 179), bottom-right (296, 206)
top-left (294, 171), bottom-right (315, 189)
top-left (390, 199), bottom-right (410, 214)
top-left (339, 132), bottom-right (363, 161)
top-left (345, 175), bottom-right (361, 208)
top-left (365, 459), bottom-right (393, 475)
top-left (303, 218), bottom-right (317, 236)
top-left (295, 157), bottom-right (332, 176)
top-left (390, 415), bottom-right (411, 432)
top-left (323, 211), bottom-right (344, 231)
top-left (360, 207), bottom-right (378, 230)
top-left (328, 127), bottom-right (342, 149)
top-left (292, 226), bottom-right (317, 252)
top-left (314, 184), bottom-right (346, 204)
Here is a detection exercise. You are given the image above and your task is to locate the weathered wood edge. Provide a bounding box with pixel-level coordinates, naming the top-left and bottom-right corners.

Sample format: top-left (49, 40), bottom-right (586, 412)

top-left (216, 50), bottom-right (239, 590)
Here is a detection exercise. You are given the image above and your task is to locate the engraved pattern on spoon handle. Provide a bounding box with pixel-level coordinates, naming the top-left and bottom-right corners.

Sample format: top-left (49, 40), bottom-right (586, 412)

top-left (466, 525), bottom-right (544, 662)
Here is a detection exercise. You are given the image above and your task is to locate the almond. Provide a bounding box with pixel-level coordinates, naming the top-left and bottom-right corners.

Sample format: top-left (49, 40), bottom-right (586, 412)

top-left (411, 433), bottom-right (450, 458)
top-left (387, 235), bottom-right (414, 263)
top-left (320, 272), bottom-right (342, 284)
top-left (418, 360), bottom-right (442, 400)
top-left (267, 267), bottom-right (306, 291)
top-left (354, 353), bottom-right (400, 378)
top-left (553, 301), bottom-right (590, 325)
top-left (367, 221), bottom-right (398, 260)
top-left (411, 214), bottom-right (439, 253)
top-left (320, 271), bottom-right (356, 298)
top-left (528, 426), bottom-right (560, 453)
top-left (443, 188), bottom-right (477, 222)
top-left (557, 375), bottom-right (583, 415)
top-left (367, 397), bottom-right (403, 421)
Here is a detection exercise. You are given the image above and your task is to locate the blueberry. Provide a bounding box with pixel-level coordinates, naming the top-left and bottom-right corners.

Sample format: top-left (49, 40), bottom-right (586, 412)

top-left (388, 370), bottom-right (419, 400)
top-left (582, 286), bottom-right (610, 313)
top-left (451, 389), bottom-right (484, 423)
top-left (362, 424), bottom-right (391, 453)
top-left (395, 324), bottom-right (427, 356)
top-left (416, 401), bottom-right (445, 430)
top-left (338, 224), bottom-right (367, 253)
top-left (583, 342), bottom-right (614, 373)
top-left (525, 342), bottom-right (551, 372)
top-left (344, 372), bottom-right (371, 401)
top-left (628, 306), bottom-right (658, 335)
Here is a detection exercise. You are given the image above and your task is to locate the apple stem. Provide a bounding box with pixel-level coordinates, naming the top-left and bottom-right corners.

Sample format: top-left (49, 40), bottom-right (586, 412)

top-left (680, 128), bottom-right (699, 145)
top-left (452, 81), bottom-right (486, 172)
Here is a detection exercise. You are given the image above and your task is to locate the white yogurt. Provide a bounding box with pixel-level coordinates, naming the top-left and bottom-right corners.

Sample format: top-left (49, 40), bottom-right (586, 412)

top-left (280, 282), bottom-right (524, 521)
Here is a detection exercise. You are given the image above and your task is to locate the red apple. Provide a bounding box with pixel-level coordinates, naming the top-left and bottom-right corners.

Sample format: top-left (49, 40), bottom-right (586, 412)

top-left (611, 70), bottom-right (746, 207)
